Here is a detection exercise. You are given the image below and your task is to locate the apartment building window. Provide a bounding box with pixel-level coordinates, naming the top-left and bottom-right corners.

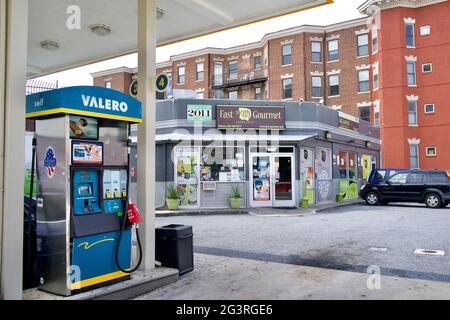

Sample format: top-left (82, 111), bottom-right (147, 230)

top-left (359, 106), bottom-right (371, 122)
top-left (311, 42), bottom-right (322, 63)
top-left (329, 74), bottom-right (340, 96)
top-left (374, 101), bottom-right (380, 127)
top-left (410, 144), bottom-right (419, 169)
top-left (407, 62), bottom-right (416, 86)
top-left (178, 66), bottom-right (185, 84)
top-left (422, 63), bottom-right (432, 73)
top-left (196, 92), bottom-right (204, 99)
top-left (255, 87), bottom-right (263, 100)
top-left (254, 56), bottom-right (262, 70)
top-left (424, 104), bottom-right (435, 114)
top-left (358, 70), bottom-right (370, 93)
top-left (229, 60), bottom-right (238, 80)
top-left (282, 44), bottom-right (292, 66)
top-left (420, 25), bottom-right (431, 36)
top-left (214, 62), bottom-right (223, 86)
top-left (196, 63), bottom-right (204, 81)
top-left (328, 40), bottom-right (339, 61)
top-left (229, 90), bottom-right (238, 100)
top-left (311, 76), bottom-right (322, 97)
top-left (406, 23), bottom-right (415, 48)
top-left (357, 34), bottom-right (369, 57)
top-left (105, 81), bottom-right (112, 89)
top-left (372, 28), bottom-right (378, 53)
top-left (373, 65), bottom-right (379, 90)
top-left (282, 78), bottom-right (293, 99)
top-left (408, 100), bottom-right (418, 126)
top-left (426, 147), bottom-right (437, 157)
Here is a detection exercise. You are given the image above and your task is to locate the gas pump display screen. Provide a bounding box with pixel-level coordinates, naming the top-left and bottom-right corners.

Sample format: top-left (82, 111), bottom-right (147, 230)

top-left (72, 141), bottom-right (103, 165)
top-left (78, 184), bottom-right (92, 196)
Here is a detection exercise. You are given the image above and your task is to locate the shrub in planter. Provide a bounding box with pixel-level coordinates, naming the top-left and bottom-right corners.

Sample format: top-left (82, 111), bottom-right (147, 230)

top-left (166, 185), bottom-right (180, 211)
top-left (229, 184), bottom-right (243, 209)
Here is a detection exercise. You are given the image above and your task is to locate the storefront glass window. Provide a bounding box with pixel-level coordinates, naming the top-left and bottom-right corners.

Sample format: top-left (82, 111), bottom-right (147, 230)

top-left (201, 147), bottom-right (245, 182)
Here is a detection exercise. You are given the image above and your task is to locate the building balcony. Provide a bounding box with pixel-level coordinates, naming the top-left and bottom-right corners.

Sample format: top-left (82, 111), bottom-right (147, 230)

top-left (211, 67), bottom-right (269, 89)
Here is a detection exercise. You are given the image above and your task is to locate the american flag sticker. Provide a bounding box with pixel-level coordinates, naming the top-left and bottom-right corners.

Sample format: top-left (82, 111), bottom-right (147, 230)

top-left (44, 147), bottom-right (57, 178)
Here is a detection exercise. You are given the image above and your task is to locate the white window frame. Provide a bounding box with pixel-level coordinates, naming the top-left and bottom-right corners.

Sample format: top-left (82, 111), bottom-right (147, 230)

top-left (328, 74), bottom-right (340, 97)
top-left (311, 76), bottom-right (323, 98)
top-left (311, 41), bottom-right (322, 63)
top-left (409, 144), bottom-right (420, 169)
top-left (407, 62), bottom-right (417, 86)
top-left (196, 63), bottom-right (204, 81)
top-left (228, 90), bottom-right (238, 100)
top-left (372, 27), bottom-right (379, 54)
top-left (408, 100), bottom-right (418, 126)
top-left (282, 78), bottom-right (293, 100)
top-left (420, 25), bottom-right (431, 36)
top-left (328, 39), bottom-right (339, 62)
top-left (255, 87), bottom-right (263, 100)
top-left (426, 147), bottom-right (437, 157)
top-left (405, 22), bottom-right (415, 48)
top-left (373, 100), bottom-right (380, 127)
top-left (228, 60), bottom-right (238, 80)
top-left (178, 66), bottom-right (186, 84)
top-left (424, 103), bottom-right (435, 114)
top-left (422, 63), bottom-right (433, 73)
top-left (282, 44), bottom-right (293, 66)
top-left (357, 34), bottom-right (369, 57)
top-left (105, 80), bottom-right (112, 89)
top-left (214, 62), bottom-right (223, 86)
top-left (358, 69), bottom-right (370, 93)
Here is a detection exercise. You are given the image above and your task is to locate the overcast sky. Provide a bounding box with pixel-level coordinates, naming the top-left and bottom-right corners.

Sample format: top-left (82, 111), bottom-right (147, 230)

top-left (37, 0), bottom-right (368, 87)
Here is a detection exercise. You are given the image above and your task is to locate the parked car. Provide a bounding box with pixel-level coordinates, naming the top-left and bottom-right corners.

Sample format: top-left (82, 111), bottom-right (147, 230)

top-left (368, 168), bottom-right (409, 184)
top-left (360, 170), bottom-right (450, 209)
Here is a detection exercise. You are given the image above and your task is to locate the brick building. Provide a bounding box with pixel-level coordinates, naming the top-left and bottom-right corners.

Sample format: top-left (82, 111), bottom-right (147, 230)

top-left (92, 0), bottom-right (450, 170)
top-left (92, 17), bottom-right (373, 121)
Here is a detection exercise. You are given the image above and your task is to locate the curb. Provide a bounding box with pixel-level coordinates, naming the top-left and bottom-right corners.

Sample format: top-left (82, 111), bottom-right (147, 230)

top-left (156, 210), bottom-right (249, 217)
top-left (314, 201), bottom-right (365, 213)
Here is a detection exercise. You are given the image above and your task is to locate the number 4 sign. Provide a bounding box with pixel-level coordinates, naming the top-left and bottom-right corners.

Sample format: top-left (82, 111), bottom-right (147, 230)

top-left (156, 73), bottom-right (170, 93)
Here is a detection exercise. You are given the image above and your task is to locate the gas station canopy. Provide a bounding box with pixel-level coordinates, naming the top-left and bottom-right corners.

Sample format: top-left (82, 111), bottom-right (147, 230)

top-left (27, 0), bottom-right (332, 77)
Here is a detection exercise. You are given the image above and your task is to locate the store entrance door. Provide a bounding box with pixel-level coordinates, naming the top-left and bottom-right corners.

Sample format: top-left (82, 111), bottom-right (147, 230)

top-left (250, 153), bottom-right (295, 208)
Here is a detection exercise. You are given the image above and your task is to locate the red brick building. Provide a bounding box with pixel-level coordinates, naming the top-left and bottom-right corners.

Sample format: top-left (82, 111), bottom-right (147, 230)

top-left (92, 0), bottom-right (450, 170)
top-left (92, 17), bottom-right (373, 121)
top-left (359, 0), bottom-right (450, 170)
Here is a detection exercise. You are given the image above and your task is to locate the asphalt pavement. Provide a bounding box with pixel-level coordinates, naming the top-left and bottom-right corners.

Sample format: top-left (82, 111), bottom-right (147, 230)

top-left (155, 204), bottom-right (450, 283)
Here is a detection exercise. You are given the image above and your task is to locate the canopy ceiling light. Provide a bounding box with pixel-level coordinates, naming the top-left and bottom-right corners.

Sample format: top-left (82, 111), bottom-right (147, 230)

top-left (89, 24), bottom-right (113, 36)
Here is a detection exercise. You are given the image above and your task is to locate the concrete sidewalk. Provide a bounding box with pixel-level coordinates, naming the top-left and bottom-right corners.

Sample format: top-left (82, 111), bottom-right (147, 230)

top-left (136, 253), bottom-right (450, 300)
top-left (156, 199), bottom-right (364, 217)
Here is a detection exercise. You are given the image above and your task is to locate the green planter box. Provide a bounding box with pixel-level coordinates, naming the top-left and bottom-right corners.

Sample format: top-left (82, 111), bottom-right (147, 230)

top-left (301, 198), bottom-right (309, 208)
top-left (166, 199), bottom-right (180, 211)
top-left (229, 197), bottom-right (243, 209)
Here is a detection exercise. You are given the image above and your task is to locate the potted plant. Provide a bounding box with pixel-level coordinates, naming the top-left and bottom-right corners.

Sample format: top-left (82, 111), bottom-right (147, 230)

top-left (166, 185), bottom-right (180, 211)
top-left (229, 184), bottom-right (243, 209)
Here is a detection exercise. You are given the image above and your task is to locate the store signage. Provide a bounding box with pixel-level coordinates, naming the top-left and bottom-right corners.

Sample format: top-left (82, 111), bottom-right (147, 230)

top-left (26, 86), bottom-right (142, 123)
top-left (187, 105), bottom-right (212, 122)
top-left (216, 105), bottom-right (285, 130)
top-left (339, 116), bottom-right (359, 132)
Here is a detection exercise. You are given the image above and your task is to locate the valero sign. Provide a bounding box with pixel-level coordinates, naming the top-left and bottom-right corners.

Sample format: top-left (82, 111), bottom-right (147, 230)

top-left (216, 105), bottom-right (285, 130)
top-left (26, 86), bottom-right (142, 123)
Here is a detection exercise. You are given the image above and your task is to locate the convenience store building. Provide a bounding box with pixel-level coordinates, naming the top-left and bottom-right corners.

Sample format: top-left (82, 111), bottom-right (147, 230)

top-left (155, 99), bottom-right (380, 209)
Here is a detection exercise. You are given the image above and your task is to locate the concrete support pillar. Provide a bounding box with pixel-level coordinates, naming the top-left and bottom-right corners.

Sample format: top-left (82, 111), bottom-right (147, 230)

top-left (0, 0), bottom-right (28, 300)
top-left (137, 0), bottom-right (156, 270)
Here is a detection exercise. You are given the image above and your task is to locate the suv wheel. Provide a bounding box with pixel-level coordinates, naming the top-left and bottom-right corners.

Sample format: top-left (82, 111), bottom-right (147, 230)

top-left (365, 192), bottom-right (380, 206)
top-left (425, 193), bottom-right (442, 209)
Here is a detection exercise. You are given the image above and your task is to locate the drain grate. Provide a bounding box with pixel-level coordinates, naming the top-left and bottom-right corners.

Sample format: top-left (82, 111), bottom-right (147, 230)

top-left (414, 249), bottom-right (445, 256)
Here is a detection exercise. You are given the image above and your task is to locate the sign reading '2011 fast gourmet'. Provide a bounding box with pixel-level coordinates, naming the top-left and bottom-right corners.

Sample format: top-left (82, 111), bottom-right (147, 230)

top-left (216, 105), bottom-right (285, 130)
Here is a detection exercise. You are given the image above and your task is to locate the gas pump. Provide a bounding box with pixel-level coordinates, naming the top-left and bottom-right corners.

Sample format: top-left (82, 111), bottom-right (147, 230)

top-left (26, 86), bottom-right (142, 296)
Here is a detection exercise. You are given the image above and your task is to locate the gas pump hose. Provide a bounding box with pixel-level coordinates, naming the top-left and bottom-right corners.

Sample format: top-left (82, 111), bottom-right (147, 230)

top-left (115, 137), bottom-right (143, 274)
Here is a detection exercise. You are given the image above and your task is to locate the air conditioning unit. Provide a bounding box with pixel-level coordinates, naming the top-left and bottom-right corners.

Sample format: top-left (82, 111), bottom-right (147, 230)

top-left (202, 182), bottom-right (217, 191)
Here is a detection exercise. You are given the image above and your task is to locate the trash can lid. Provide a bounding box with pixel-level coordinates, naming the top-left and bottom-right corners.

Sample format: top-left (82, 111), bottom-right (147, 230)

top-left (156, 224), bottom-right (193, 238)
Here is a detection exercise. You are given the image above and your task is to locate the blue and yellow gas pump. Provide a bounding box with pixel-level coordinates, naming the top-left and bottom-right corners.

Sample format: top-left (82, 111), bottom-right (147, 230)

top-left (26, 86), bottom-right (142, 296)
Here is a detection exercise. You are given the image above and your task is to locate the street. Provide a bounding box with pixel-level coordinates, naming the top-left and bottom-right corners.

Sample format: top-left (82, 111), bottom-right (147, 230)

top-left (138, 204), bottom-right (450, 299)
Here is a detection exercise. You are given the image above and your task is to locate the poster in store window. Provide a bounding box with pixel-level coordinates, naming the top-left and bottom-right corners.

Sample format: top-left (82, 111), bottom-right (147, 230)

top-left (315, 148), bottom-right (332, 203)
top-left (362, 154), bottom-right (372, 179)
top-left (175, 151), bottom-right (199, 207)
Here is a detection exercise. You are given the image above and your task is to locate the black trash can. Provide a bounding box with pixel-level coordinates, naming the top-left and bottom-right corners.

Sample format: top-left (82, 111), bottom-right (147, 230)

top-left (155, 224), bottom-right (194, 275)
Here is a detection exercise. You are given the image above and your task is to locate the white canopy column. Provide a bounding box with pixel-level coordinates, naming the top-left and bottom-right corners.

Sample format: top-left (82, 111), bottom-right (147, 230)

top-left (0, 0), bottom-right (28, 300)
top-left (137, 0), bottom-right (157, 270)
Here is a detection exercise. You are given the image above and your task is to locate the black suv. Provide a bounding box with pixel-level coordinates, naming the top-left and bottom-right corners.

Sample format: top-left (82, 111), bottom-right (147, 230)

top-left (360, 170), bottom-right (450, 209)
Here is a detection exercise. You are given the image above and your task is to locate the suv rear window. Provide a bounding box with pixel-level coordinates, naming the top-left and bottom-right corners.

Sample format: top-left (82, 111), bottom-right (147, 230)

top-left (428, 173), bottom-right (449, 184)
top-left (375, 170), bottom-right (387, 179)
